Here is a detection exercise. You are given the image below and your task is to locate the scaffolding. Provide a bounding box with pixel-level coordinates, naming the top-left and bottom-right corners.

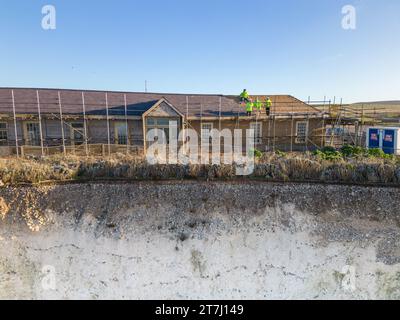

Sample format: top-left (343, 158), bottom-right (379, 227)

top-left (0, 90), bottom-right (387, 158)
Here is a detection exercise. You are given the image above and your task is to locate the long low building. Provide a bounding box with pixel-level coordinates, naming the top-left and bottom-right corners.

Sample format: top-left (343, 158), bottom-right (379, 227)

top-left (0, 88), bottom-right (327, 156)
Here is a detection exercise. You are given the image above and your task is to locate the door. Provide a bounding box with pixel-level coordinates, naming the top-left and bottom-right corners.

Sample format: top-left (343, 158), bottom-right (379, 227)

top-left (115, 122), bottom-right (128, 145)
top-left (382, 129), bottom-right (395, 154)
top-left (70, 123), bottom-right (84, 145)
top-left (368, 128), bottom-right (380, 149)
top-left (26, 122), bottom-right (41, 146)
top-left (295, 122), bottom-right (308, 144)
top-left (0, 123), bottom-right (8, 146)
top-left (250, 122), bottom-right (262, 145)
top-left (201, 123), bottom-right (213, 145)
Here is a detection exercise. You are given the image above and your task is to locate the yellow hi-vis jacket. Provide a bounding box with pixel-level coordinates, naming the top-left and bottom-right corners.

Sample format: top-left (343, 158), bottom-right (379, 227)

top-left (246, 101), bottom-right (253, 112)
top-left (265, 98), bottom-right (272, 109)
top-left (255, 99), bottom-right (263, 110)
top-left (240, 90), bottom-right (249, 99)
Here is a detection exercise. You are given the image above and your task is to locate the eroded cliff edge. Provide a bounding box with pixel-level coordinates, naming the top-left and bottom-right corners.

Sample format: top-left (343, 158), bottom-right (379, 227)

top-left (1, 181), bottom-right (400, 299)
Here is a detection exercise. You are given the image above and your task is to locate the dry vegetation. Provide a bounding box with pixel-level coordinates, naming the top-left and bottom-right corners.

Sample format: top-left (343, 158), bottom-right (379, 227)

top-left (0, 150), bottom-right (400, 186)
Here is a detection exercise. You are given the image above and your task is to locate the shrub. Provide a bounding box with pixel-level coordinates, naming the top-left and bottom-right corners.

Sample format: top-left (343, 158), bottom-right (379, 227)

top-left (314, 148), bottom-right (343, 161)
top-left (367, 148), bottom-right (394, 160)
top-left (249, 148), bottom-right (263, 159)
top-left (341, 144), bottom-right (367, 157)
top-left (321, 146), bottom-right (336, 153)
top-left (338, 144), bottom-right (395, 160)
top-left (275, 150), bottom-right (287, 157)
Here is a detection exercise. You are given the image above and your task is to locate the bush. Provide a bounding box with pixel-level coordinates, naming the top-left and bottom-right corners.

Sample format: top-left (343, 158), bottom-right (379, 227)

top-left (314, 147), bottom-right (343, 161)
top-left (321, 146), bottom-right (336, 153)
top-left (340, 145), bottom-right (366, 157)
top-left (314, 144), bottom-right (396, 161)
top-left (367, 148), bottom-right (393, 159)
top-left (249, 148), bottom-right (263, 159)
top-left (275, 150), bottom-right (287, 157)
top-left (338, 144), bottom-right (395, 160)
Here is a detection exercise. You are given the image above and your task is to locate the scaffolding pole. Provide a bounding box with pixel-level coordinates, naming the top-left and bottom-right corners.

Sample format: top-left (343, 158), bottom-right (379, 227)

top-left (219, 96), bottom-right (222, 132)
top-left (273, 116), bottom-right (276, 152)
top-left (36, 90), bottom-right (45, 157)
top-left (180, 96), bottom-right (187, 154)
top-left (11, 90), bottom-right (19, 157)
top-left (124, 94), bottom-right (129, 154)
top-left (305, 115), bottom-right (309, 152)
top-left (200, 101), bottom-right (203, 160)
top-left (321, 117), bottom-right (325, 148)
top-left (340, 98), bottom-right (345, 147)
top-left (290, 115), bottom-right (294, 153)
top-left (186, 96), bottom-right (189, 129)
top-left (236, 101), bottom-right (240, 129)
top-left (267, 118), bottom-right (271, 151)
top-left (321, 96), bottom-right (326, 148)
top-left (360, 104), bottom-right (365, 146)
top-left (81, 92), bottom-right (89, 156)
top-left (255, 97), bottom-right (259, 145)
top-left (105, 92), bottom-right (111, 156)
top-left (58, 91), bottom-right (66, 155)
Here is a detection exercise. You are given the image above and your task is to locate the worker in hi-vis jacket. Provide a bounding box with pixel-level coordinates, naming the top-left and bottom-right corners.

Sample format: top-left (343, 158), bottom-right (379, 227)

top-left (255, 97), bottom-right (263, 112)
top-left (265, 97), bottom-right (272, 116)
top-left (240, 89), bottom-right (250, 102)
top-left (246, 99), bottom-right (253, 116)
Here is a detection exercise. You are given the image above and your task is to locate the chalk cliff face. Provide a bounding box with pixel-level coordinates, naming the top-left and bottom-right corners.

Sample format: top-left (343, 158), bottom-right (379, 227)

top-left (1, 181), bottom-right (400, 300)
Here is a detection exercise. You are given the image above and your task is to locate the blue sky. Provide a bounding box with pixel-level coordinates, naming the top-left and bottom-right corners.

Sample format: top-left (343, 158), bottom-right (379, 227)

top-left (1, 0), bottom-right (399, 102)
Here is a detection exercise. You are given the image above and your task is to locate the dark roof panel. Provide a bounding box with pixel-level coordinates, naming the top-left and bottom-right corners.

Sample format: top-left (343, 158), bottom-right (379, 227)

top-left (86, 100), bottom-right (159, 116)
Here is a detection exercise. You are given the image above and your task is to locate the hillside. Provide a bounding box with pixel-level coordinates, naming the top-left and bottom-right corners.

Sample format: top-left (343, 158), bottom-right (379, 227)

top-left (314, 100), bottom-right (400, 122)
top-left (354, 101), bottom-right (400, 106)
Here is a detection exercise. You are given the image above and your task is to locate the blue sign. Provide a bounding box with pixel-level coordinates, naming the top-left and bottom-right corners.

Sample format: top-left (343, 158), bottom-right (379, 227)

top-left (382, 129), bottom-right (395, 154)
top-left (368, 129), bottom-right (380, 149)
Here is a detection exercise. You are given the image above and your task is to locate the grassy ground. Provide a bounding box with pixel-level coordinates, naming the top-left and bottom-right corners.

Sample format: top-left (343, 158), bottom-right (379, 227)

top-left (1, 149), bottom-right (400, 186)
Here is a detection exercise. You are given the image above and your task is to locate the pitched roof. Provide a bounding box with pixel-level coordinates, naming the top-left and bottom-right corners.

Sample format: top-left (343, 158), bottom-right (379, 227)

top-left (248, 95), bottom-right (320, 114)
top-left (0, 88), bottom-right (322, 118)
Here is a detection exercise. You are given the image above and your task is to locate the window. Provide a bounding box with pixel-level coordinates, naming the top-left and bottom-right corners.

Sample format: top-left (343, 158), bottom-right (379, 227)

top-left (146, 118), bottom-right (155, 126)
top-left (0, 123), bottom-right (7, 142)
top-left (295, 121), bottom-right (308, 144)
top-left (156, 118), bottom-right (170, 126)
top-left (250, 122), bottom-right (262, 145)
top-left (115, 122), bottom-right (128, 145)
top-left (26, 122), bottom-right (41, 146)
top-left (70, 123), bottom-right (84, 145)
top-left (146, 118), bottom-right (179, 144)
top-left (201, 123), bottom-right (213, 144)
